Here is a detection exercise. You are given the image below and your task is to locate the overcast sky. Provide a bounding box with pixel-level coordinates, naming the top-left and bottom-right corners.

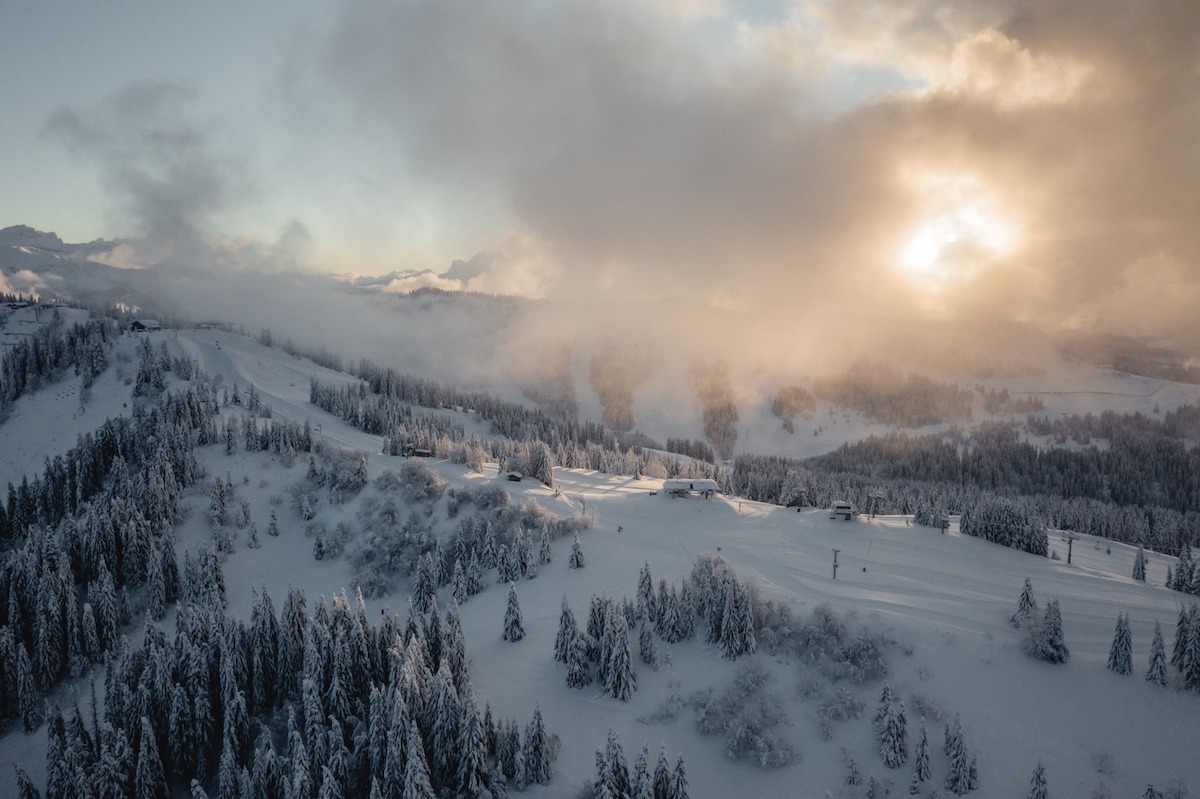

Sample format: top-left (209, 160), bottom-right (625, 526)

top-left (3, 0), bottom-right (1199, 348)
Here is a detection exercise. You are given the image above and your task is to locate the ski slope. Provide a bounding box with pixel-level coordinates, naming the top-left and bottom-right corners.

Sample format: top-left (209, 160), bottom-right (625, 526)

top-left (1, 324), bottom-right (1198, 799)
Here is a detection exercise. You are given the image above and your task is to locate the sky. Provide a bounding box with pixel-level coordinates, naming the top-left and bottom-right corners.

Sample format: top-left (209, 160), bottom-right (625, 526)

top-left (3, 0), bottom-right (1200, 349)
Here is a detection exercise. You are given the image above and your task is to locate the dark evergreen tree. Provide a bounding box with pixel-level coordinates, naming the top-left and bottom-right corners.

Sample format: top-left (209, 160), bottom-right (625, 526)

top-left (1132, 547), bottom-right (1148, 581)
top-left (639, 615), bottom-right (659, 670)
top-left (503, 583), bottom-right (525, 642)
top-left (1146, 621), bottom-right (1168, 686)
top-left (135, 716), bottom-right (168, 799)
top-left (568, 533), bottom-right (584, 569)
top-left (94, 722), bottom-right (131, 799)
top-left (15, 765), bottom-right (41, 799)
top-left (1028, 761), bottom-right (1047, 799)
top-left (16, 640), bottom-right (38, 732)
top-left (653, 748), bottom-right (672, 799)
top-left (554, 596), bottom-right (577, 663)
top-left (843, 750), bottom-right (862, 787)
top-left (1171, 603), bottom-right (1191, 672)
top-left (670, 756), bottom-right (689, 799)
top-left (1184, 606), bottom-right (1200, 692)
top-left (1107, 613), bottom-right (1132, 675)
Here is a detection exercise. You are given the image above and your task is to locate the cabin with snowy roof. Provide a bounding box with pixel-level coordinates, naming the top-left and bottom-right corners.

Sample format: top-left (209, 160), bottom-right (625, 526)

top-left (830, 500), bottom-right (857, 521)
top-left (663, 478), bottom-right (720, 499)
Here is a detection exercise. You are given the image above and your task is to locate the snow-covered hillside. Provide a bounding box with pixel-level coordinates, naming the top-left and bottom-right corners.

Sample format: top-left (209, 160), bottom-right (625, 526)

top-left (2, 317), bottom-right (1198, 799)
top-left (6, 225), bottom-right (1198, 466)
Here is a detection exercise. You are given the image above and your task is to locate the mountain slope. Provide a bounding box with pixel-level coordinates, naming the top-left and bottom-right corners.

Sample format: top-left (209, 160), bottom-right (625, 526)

top-left (1, 321), bottom-right (1196, 799)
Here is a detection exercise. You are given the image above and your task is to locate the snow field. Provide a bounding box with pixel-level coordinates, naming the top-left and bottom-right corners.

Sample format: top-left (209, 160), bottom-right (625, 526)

top-left (1, 322), bottom-right (1198, 798)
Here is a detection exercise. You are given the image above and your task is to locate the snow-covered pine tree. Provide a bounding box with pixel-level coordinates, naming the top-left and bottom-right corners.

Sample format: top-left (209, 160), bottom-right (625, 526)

top-left (914, 718), bottom-right (930, 784)
top-left (1011, 578), bottom-right (1038, 628)
top-left (467, 548), bottom-right (486, 596)
top-left (637, 563), bottom-right (657, 621)
top-left (457, 689), bottom-right (489, 797)
top-left (566, 630), bottom-right (593, 689)
top-left (413, 552), bottom-right (437, 616)
top-left (524, 705), bottom-right (551, 785)
top-left (1146, 620), bottom-right (1168, 686)
top-left (844, 750), bottom-right (862, 786)
top-left (134, 716), bottom-right (167, 799)
top-left (605, 729), bottom-right (631, 799)
top-left (428, 664), bottom-right (461, 786)
top-left (147, 549), bottom-right (166, 621)
top-left (267, 508), bottom-right (279, 537)
top-left (480, 529), bottom-right (498, 571)
top-left (568, 532), bottom-right (585, 569)
top-left (495, 719), bottom-right (520, 781)
top-left (15, 640), bottom-right (37, 732)
top-left (1107, 613), bottom-right (1132, 675)
top-left (1185, 606), bottom-right (1200, 692)
top-left (606, 609), bottom-right (637, 701)
top-left (639, 615), bottom-right (660, 670)
top-left (944, 714), bottom-right (970, 795)
top-left (878, 695), bottom-right (908, 768)
top-left (403, 720), bottom-right (436, 799)
top-left (1024, 599), bottom-right (1069, 663)
top-left (630, 747), bottom-right (652, 799)
top-left (1133, 546), bottom-right (1147, 581)
top-left (555, 596), bottom-right (577, 663)
top-left (652, 748), bottom-right (672, 799)
top-left (1027, 761), bottom-right (1048, 799)
top-left (452, 559), bottom-right (468, 606)
top-left (671, 755), bottom-right (689, 799)
top-left (503, 583), bottom-right (525, 642)
top-left (514, 532), bottom-right (534, 580)
top-left (14, 765), bottom-right (40, 799)
top-left (497, 545), bottom-right (517, 583)
top-left (539, 528), bottom-right (552, 565)
top-left (1171, 603), bottom-right (1191, 672)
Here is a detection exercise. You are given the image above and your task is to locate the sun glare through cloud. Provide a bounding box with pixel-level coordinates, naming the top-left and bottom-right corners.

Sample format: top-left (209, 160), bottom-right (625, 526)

top-left (897, 172), bottom-right (1020, 290)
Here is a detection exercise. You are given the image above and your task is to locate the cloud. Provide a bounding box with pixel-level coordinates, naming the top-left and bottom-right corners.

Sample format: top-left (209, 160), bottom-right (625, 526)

top-left (42, 82), bottom-right (236, 266)
top-left (41, 81), bottom-right (312, 276)
top-left (38, 0), bottom-right (1200, 372)
top-left (0, 269), bottom-right (46, 298)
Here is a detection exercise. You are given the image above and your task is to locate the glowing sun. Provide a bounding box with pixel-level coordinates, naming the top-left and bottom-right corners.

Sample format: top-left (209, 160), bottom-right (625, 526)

top-left (897, 173), bottom-right (1019, 288)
